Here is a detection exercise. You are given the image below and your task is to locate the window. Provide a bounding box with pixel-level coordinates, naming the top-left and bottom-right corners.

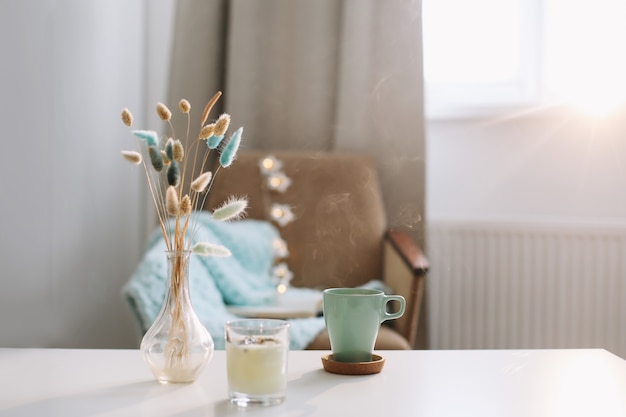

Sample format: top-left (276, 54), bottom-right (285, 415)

top-left (423, 0), bottom-right (626, 118)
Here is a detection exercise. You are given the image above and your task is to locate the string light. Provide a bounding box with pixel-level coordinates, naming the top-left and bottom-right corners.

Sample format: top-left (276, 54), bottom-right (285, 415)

top-left (258, 155), bottom-right (282, 175)
top-left (272, 237), bottom-right (289, 258)
top-left (258, 155), bottom-right (295, 296)
top-left (270, 203), bottom-right (295, 227)
top-left (267, 172), bottom-right (292, 193)
top-left (272, 262), bottom-right (293, 285)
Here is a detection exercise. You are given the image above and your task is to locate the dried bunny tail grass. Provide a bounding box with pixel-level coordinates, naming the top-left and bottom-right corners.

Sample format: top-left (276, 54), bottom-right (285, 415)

top-left (199, 124), bottom-right (215, 140)
top-left (166, 186), bottom-right (179, 216)
top-left (160, 150), bottom-right (171, 166)
top-left (214, 113), bottom-right (231, 136)
top-left (173, 140), bottom-right (184, 161)
top-left (121, 108), bottom-right (133, 127)
top-left (167, 161), bottom-right (180, 187)
top-left (191, 171), bottom-right (212, 192)
top-left (200, 91), bottom-right (222, 126)
top-left (207, 134), bottom-right (224, 149)
top-left (165, 138), bottom-right (175, 160)
top-left (156, 102), bottom-right (172, 121)
top-left (121, 150), bottom-right (142, 164)
top-left (192, 242), bottom-right (231, 257)
top-left (212, 196), bottom-right (248, 221)
top-left (179, 99), bottom-right (191, 114)
top-left (148, 146), bottom-right (164, 172)
top-left (219, 127), bottom-right (243, 168)
top-left (180, 195), bottom-right (192, 216)
top-left (132, 130), bottom-right (158, 147)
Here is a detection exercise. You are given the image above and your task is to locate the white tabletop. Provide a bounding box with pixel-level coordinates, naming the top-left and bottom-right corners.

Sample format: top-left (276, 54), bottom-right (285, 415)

top-left (0, 348), bottom-right (625, 417)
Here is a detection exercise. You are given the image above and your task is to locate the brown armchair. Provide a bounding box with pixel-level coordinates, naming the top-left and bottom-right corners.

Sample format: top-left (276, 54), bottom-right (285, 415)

top-left (206, 151), bottom-right (428, 349)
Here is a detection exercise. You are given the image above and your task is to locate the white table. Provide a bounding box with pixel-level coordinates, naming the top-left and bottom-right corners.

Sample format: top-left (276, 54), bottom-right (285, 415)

top-left (1, 348), bottom-right (625, 416)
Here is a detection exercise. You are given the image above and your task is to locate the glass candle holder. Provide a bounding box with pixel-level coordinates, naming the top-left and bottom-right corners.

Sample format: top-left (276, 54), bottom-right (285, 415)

top-left (225, 319), bottom-right (289, 407)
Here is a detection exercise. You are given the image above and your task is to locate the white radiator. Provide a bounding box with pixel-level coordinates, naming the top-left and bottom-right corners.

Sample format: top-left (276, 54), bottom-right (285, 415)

top-left (427, 220), bottom-right (626, 359)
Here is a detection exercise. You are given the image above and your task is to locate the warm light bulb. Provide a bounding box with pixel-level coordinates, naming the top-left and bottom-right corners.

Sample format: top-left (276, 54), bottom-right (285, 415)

top-left (266, 172), bottom-right (292, 192)
top-left (272, 238), bottom-right (289, 258)
top-left (272, 262), bottom-right (293, 286)
top-left (271, 207), bottom-right (284, 218)
top-left (270, 204), bottom-right (295, 227)
top-left (258, 155), bottom-right (282, 175)
top-left (262, 158), bottom-right (275, 169)
top-left (270, 176), bottom-right (282, 187)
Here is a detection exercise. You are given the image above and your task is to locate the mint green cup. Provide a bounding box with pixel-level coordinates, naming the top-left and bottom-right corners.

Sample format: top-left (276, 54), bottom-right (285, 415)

top-left (323, 288), bottom-right (406, 363)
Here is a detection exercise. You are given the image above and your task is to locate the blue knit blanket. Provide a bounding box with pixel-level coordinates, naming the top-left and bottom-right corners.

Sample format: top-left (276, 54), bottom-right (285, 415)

top-left (122, 213), bottom-right (326, 350)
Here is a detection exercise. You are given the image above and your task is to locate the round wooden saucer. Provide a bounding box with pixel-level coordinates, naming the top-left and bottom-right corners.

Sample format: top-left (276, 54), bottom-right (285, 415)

top-left (321, 354), bottom-right (385, 375)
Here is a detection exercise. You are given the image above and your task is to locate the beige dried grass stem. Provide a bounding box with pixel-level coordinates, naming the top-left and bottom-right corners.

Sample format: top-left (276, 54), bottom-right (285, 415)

top-left (185, 93), bottom-right (223, 213)
top-left (173, 140), bottom-right (184, 161)
top-left (121, 150), bottom-right (142, 164)
top-left (180, 195), bottom-right (192, 216)
top-left (179, 99), bottom-right (191, 114)
top-left (165, 252), bottom-right (190, 368)
top-left (199, 124), bottom-right (215, 140)
top-left (166, 186), bottom-right (179, 216)
top-left (161, 150), bottom-right (171, 166)
top-left (157, 102), bottom-right (172, 121)
top-left (214, 114), bottom-right (231, 136)
top-left (121, 108), bottom-right (133, 127)
top-left (191, 171), bottom-right (212, 193)
top-left (200, 91), bottom-right (222, 127)
top-left (137, 152), bottom-right (171, 251)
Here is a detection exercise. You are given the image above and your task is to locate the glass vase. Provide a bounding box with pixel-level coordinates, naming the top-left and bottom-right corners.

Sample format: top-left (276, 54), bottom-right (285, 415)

top-left (140, 250), bottom-right (214, 383)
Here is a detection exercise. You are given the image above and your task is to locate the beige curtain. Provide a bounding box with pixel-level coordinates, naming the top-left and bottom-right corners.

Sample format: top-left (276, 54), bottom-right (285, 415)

top-left (168, 0), bottom-right (426, 246)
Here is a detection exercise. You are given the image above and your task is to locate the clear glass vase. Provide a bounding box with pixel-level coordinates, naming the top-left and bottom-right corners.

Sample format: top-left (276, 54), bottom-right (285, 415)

top-left (140, 250), bottom-right (214, 383)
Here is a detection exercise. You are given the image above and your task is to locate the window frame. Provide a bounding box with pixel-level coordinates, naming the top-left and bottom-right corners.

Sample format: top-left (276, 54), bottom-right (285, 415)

top-left (423, 0), bottom-right (544, 119)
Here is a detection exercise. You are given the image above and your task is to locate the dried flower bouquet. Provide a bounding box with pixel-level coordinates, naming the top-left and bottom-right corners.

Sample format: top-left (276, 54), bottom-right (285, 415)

top-left (121, 91), bottom-right (246, 379)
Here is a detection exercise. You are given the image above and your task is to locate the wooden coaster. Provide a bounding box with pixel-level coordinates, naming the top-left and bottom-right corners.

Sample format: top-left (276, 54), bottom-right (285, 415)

top-left (321, 354), bottom-right (385, 375)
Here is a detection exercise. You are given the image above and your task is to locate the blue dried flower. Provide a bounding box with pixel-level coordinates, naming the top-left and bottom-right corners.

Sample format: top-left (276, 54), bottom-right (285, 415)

top-left (207, 134), bottom-right (225, 149)
top-left (148, 146), bottom-right (164, 172)
top-left (219, 127), bottom-right (243, 168)
top-left (132, 130), bottom-right (158, 147)
top-left (167, 161), bottom-right (180, 187)
top-left (165, 138), bottom-right (175, 160)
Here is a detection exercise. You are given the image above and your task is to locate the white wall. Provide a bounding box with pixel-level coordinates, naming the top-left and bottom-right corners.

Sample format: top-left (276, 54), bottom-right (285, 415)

top-left (427, 105), bottom-right (626, 222)
top-left (0, 0), bottom-right (163, 348)
top-left (425, 105), bottom-right (626, 356)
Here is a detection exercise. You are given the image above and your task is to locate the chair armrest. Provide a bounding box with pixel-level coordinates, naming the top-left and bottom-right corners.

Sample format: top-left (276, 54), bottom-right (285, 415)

top-left (382, 229), bottom-right (429, 348)
top-left (386, 230), bottom-right (430, 275)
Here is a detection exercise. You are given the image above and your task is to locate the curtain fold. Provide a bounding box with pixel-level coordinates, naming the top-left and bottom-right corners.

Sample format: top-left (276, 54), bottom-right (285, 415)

top-left (168, 0), bottom-right (228, 128)
top-left (167, 0), bottom-right (425, 245)
top-left (334, 0), bottom-right (425, 244)
top-left (225, 0), bottom-right (342, 150)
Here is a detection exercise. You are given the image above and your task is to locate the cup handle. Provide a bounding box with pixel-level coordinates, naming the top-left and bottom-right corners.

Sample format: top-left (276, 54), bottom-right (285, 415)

top-left (381, 295), bottom-right (406, 322)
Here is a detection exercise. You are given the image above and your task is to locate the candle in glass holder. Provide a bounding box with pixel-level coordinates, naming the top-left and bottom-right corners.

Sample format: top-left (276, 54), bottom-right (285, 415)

top-left (225, 319), bottom-right (289, 407)
top-left (226, 338), bottom-right (286, 394)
